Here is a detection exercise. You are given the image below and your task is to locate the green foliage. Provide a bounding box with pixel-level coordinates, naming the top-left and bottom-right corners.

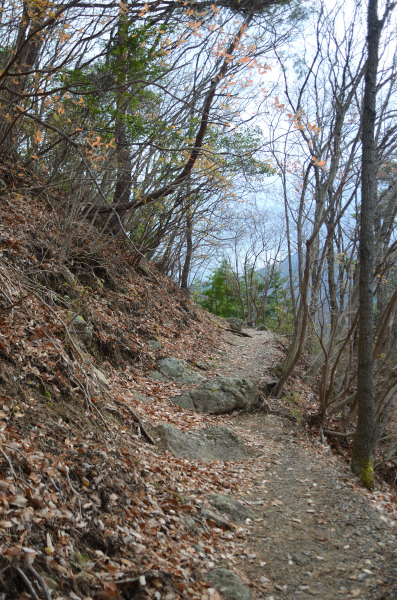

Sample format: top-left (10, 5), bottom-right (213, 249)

top-left (196, 260), bottom-right (236, 317)
top-left (209, 125), bottom-right (276, 178)
top-left (195, 259), bottom-right (293, 330)
top-left (58, 23), bottom-right (166, 140)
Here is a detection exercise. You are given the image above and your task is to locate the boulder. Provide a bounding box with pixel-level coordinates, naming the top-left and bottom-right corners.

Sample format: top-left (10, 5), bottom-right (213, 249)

top-left (158, 357), bottom-right (204, 384)
top-left (208, 494), bottom-right (256, 524)
top-left (93, 367), bottom-right (110, 389)
top-left (201, 508), bottom-right (234, 530)
top-left (147, 340), bottom-right (162, 349)
top-left (156, 424), bottom-right (247, 461)
top-left (171, 377), bottom-right (259, 414)
top-left (256, 324), bottom-right (269, 331)
top-left (148, 370), bottom-right (169, 382)
top-left (72, 314), bottom-right (93, 348)
top-left (206, 569), bottom-right (253, 600)
top-left (226, 317), bottom-right (243, 332)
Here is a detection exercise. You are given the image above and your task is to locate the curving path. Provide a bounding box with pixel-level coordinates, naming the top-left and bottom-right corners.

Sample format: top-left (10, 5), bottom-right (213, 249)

top-left (209, 329), bottom-right (397, 600)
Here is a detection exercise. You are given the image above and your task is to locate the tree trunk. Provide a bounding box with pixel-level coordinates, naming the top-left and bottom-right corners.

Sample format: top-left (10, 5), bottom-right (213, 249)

top-left (181, 205), bottom-right (193, 292)
top-left (111, 0), bottom-right (132, 234)
top-left (351, 0), bottom-right (383, 489)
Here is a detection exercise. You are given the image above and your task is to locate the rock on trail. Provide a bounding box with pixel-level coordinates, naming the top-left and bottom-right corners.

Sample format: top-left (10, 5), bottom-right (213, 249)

top-left (156, 424), bottom-right (248, 461)
top-left (171, 376), bottom-right (259, 414)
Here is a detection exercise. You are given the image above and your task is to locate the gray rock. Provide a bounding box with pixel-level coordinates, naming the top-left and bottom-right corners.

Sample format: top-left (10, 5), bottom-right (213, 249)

top-left (193, 361), bottom-right (209, 371)
top-left (158, 357), bottom-right (204, 384)
top-left (156, 424), bottom-right (247, 461)
top-left (206, 569), bottom-right (253, 600)
top-left (170, 392), bottom-right (196, 411)
top-left (226, 317), bottom-right (244, 332)
top-left (184, 517), bottom-right (200, 535)
top-left (133, 393), bottom-right (154, 404)
top-left (148, 340), bottom-right (162, 349)
top-left (201, 509), bottom-right (234, 530)
top-left (171, 377), bottom-right (259, 414)
top-left (71, 314), bottom-right (93, 348)
top-left (256, 324), bottom-right (269, 331)
top-left (208, 494), bottom-right (256, 524)
top-left (148, 370), bottom-right (169, 382)
top-left (93, 367), bottom-right (110, 389)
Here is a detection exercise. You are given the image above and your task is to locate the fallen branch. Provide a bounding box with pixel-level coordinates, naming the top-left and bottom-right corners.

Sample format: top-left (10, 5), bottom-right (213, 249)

top-left (116, 569), bottom-right (160, 586)
top-left (0, 285), bottom-right (40, 314)
top-left (207, 316), bottom-right (252, 338)
top-left (225, 328), bottom-right (253, 338)
top-left (323, 429), bottom-right (355, 438)
top-left (27, 565), bottom-right (52, 600)
top-left (114, 400), bottom-right (155, 445)
top-left (15, 566), bottom-right (40, 600)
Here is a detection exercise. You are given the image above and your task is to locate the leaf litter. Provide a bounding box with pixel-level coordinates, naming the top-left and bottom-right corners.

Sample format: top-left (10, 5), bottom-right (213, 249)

top-left (0, 186), bottom-right (396, 599)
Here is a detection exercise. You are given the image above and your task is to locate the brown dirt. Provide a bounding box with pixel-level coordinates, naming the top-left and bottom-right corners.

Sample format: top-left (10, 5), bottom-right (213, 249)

top-left (206, 328), bottom-right (397, 600)
top-left (1, 188), bottom-right (397, 600)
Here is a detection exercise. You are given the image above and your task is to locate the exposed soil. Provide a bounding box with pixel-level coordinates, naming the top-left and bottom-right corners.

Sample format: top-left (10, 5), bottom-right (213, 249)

top-left (205, 328), bottom-right (397, 600)
top-left (1, 185), bottom-right (397, 600)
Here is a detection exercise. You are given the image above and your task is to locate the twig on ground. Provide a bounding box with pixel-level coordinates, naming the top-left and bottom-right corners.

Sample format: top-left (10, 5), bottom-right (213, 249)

top-left (0, 447), bottom-right (16, 478)
top-left (28, 565), bottom-right (52, 600)
top-left (114, 399), bottom-right (155, 445)
top-left (15, 566), bottom-right (40, 600)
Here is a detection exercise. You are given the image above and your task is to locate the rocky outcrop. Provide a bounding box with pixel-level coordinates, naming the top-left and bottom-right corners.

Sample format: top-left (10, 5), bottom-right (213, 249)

top-left (71, 314), bottom-right (93, 348)
top-left (150, 357), bottom-right (204, 384)
top-left (226, 317), bottom-right (243, 332)
top-left (147, 340), bottom-right (162, 349)
top-left (156, 424), bottom-right (247, 461)
top-left (171, 377), bottom-right (259, 414)
top-left (206, 569), bottom-right (253, 600)
top-left (208, 494), bottom-right (256, 524)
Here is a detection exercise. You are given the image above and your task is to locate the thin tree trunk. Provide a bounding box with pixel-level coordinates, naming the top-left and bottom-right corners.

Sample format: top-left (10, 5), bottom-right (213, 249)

top-left (111, 0), bottom-right (132, 234)
top-left (181, 204), bottom-right (193, 292)
top-left (351, 0), bottom-right (384, 489)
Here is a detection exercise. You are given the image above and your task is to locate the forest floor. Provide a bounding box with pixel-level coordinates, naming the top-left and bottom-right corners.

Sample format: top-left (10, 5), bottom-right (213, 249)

top-left (199, 327), bottom-right (397, 600)
top-left (1, 190), bottom-right (397, 600)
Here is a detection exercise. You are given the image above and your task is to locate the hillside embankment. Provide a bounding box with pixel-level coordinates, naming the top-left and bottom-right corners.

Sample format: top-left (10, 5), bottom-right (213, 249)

top-left (0, 187), bottom-right (396, 600)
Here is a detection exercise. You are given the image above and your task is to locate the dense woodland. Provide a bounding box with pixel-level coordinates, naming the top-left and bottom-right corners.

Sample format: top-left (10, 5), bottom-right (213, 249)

top-left (2, 0), bottom-right (397, 596)
top-left (0, 0), bottom-right (397, 555)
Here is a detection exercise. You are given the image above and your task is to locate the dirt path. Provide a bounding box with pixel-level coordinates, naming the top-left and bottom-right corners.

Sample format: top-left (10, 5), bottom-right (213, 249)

top-left (210, 329), bottom-right (397, 600)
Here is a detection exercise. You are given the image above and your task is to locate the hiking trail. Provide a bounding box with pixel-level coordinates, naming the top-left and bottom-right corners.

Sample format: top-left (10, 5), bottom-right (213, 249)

top-left (191, 328), bottom-right (397, 600)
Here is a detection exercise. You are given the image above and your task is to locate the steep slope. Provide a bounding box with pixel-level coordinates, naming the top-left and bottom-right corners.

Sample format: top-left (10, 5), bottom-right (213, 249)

top-left (1, 176), bottom-right (397, 600)
top-left (0, 182), bottom-right (232, 599)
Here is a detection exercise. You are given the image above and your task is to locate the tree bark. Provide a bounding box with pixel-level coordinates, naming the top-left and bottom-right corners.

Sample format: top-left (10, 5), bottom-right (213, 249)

top-left (351, 0), bottom-right (383, 489)
top-left (181, 204), bottom-right (193, 292)
top-left (110, 0), bottom-right (132, 235)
